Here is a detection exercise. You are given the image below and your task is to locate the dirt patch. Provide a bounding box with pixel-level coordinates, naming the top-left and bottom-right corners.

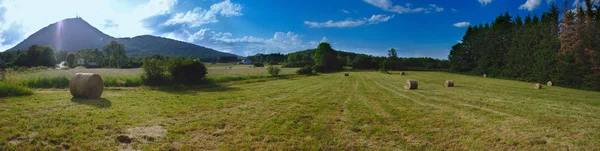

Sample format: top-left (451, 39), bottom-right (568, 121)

top-left (8, 132), bottom-right (38, 145)
top-left (127, 126), bottom-right (168, 138)
top-left (116, 135), bottom-right (132, 144)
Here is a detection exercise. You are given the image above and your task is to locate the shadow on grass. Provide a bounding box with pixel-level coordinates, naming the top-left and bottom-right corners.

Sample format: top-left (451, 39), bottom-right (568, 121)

top-left (154, 83), bottom-right (240, 95)
top-left (152, 75), bottom-right (298, 95)
top-left (71, 98), bottom-right (112, 108)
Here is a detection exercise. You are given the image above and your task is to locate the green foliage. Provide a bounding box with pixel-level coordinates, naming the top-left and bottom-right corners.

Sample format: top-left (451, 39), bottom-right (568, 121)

top-left (449, 1), bottom-right (600, 91)
top-left (141, 58), bottom-right (169, 86)
top-left (76, 48), bottom-right (104, 67)
top-left (103, 40), bottom-right (128, 68)
top-left (168, 58), bottom-right (208, 85)
top-left (388, 48), bottom-right (398, 60)
top-left (253, 62), bottom-right (264, 67)
top-left (0, 82), bottom-right (33, 97)
top-left (296, 66), bottom-right (315, 75)
top-left (313, 43), bottom-right (341, 72)
top-left (66, 53), bottom-right (76, 67)
top-left (247, 53), bottom-right (286, 64)
top-left (24, 77), bottom-right (70, 88)
top-left (141, 56), bottom-right (208, 86)
top-left (266, 65), bottom-right (281, 76)
top-left (10, 45), bottom-right (57, 67)
top-left (55, 50), bottom-right (68, 62)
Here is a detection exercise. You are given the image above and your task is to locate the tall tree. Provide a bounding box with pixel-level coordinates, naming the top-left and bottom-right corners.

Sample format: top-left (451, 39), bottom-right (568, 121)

top-left (102, 40), bottom-right (128, 68)
top-left (388, 48), bottom-right (398, 60)
top-left (313, 42), bottom-right (340, 72)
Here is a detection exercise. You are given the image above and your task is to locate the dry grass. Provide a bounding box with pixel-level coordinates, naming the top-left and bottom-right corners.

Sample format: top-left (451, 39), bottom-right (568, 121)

top-left (1, 71), bottom-right (600, 150)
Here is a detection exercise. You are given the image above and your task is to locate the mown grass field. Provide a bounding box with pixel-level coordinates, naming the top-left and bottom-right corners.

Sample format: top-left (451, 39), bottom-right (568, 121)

top-left (1, 71), bottom-right (600, 150)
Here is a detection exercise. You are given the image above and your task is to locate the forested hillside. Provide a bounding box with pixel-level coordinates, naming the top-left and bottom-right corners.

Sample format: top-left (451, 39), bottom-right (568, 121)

top-left (249, 46), bottom-right (449, 71)
top-left (449, 1), bottom-right (600, 91)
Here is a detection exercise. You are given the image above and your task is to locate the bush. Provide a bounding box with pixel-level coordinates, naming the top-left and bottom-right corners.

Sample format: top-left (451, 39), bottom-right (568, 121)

top-left (0, 82), bottom-right (33, 97)
top-left (141, 57), bottom-right (208, 86)
top-left (267, 65), bottom-right (281, 76)
top-left (168, 58), bottom-right (208, 85)
top-left (296, 66), bottom-right (315, 75)
top-left (141, 58), bottom-right (170, 86)
top-left (313, 65), bottom-right (325, 73)
top-left (253, 63), bottom-right (264, 67)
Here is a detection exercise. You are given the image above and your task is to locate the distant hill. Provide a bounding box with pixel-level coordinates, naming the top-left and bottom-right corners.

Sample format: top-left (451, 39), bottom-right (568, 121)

top-left (116, 35), bottom-right (236, 58)
top-left (7, 18), bottom-right (237, 59)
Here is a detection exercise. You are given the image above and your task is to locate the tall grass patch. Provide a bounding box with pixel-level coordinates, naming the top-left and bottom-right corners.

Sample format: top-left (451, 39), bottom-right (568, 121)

top-left (25, 77), bottom-right (70, 88)
top-left (0, 82), bottom-right (33, 97)
top-left (103, 77), bottom-right (143, 87)
top-left (23, 76), bottom-right (142, 88)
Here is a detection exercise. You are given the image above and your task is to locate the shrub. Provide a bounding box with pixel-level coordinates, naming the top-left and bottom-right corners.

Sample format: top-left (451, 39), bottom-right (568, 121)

top-left (141, 57), bottom-right (208, 86)
top-left (267, 65), bottom-right (281, 76)
top-left (253, 63), bottom-right (264, 67)
top-left (141, 58), bottom-right (170, 86)
top-left (296, 66), bottom-right (315, 75)
top-left (0, 82), bottom-right (33, 97)
top-left (168, 58), bottom-right (208, 85)
top-left (313, 65), bottom-right (325, 73)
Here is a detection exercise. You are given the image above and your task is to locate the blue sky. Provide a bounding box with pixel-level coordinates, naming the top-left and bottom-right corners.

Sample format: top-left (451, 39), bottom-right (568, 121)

top-left (0, 0), bottom-right (561, 59)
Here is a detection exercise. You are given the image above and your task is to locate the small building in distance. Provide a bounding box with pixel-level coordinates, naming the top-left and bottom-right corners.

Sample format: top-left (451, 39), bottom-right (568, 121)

top-left (77, 58), bottom-right (85, 66)
top-left (240, 58), bottom-right (253, 64)
top-left (86, 62), bottom-right (100, 68)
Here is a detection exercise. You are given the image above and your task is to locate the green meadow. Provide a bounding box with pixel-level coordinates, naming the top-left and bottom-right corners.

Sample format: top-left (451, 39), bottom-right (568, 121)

top-left (1, 70), bottom-right (599, 150)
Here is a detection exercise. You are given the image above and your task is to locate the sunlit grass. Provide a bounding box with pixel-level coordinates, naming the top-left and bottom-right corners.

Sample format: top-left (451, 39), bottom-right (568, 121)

top-left (1, 71), bottom-right (599, 150)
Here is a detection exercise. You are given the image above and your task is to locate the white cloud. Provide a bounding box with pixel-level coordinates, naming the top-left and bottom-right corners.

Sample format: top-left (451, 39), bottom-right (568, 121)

top-left (453, 22), bottom-right (471, 27)
top-left (519, 0), bottom-right (542, 11)
top-left (451, 8), bottom-right (459, 13)
top-left (366, 14), bottom-right (394, 23)
top-left (304, 14), bottom-right (394, 28)
top-left (304, 20), bottom-right (365, 28)
top-left (210, 0), bottom-right (243, 17)
top-left (167, 29), bottom-right (321, 56)
top-left (429, 4), bottom-right (444, 12)
top-left (320, 37), bottom-right (328, 42)
top-left (363, 0), bottom-right (443, 14)
top-left (163, 0), bottom-right (242, 27)
top-left (363, 0), bottom-right (393, 9)
top-left (478, 0), bottom-right (492, 5)
top-left (341, 9), bottom-right (350, 14)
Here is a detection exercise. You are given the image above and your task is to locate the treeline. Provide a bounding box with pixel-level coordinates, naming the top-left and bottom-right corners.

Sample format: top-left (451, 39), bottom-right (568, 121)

top-left (449, 1), bottom-right (600, 91)
top-left (0, 40), bottom-right (141, 68)
top-left (249, 45), bottom-right (449, 71)
top-left (0, 45), bottom-right (57, 67)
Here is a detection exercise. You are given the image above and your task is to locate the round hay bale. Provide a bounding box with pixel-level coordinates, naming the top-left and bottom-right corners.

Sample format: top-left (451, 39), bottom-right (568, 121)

top-left (400, 72), bottom-right (406, 75)
top-left (445, 80), bottom-right (455, 87)
top-left (547, 81), bottom-right (553, 87)
top-left (534, 83), bottom-right (543, 89)
top-left (70, 73), bottom-right (104, 99)
top-left (483, 74), bottom-right (487, 78)
top-left (405, 80), bottom-right (418, 90)
top-left (344, 72), bottom-right (349, 76)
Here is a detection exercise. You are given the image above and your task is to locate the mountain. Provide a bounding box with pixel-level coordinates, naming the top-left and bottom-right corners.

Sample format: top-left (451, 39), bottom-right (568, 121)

top-left (115, 35), bottom-right (235, 58)
top-left (7, 18), bottom-right (237, 59)
top-left (9, 18), bottom-right (114, 52)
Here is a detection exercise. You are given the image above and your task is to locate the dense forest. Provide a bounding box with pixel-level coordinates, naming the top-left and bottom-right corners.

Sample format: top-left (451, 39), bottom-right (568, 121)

top-left (449, 1), bottom-right (600, 91)
top-left (250, 47), bottom-right (449, 71)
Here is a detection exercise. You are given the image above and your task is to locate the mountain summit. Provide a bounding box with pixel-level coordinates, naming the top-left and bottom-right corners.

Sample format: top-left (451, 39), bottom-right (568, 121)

top-left (8, 18), bottom-right (236, 59)
top-left (10, 17), bottom-right (114, 52)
